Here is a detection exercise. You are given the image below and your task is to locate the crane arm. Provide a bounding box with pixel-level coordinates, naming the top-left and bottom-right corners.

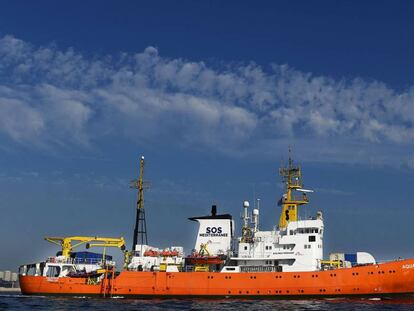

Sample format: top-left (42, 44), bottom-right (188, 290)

top-left (45, 237), bottom-right (64, 247)
top-left (45, 236), bottom-right (126, 257)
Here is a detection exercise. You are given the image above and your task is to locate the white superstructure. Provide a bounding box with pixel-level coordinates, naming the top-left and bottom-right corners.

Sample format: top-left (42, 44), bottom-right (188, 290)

top-left (128, 244), bottom-right (184, 272)
top-left (18, 253), bottom-right (115, 278)
top-left (229, 155), bottom-right (326, 272)
top-left (232, 204), bottom-right (324, 272)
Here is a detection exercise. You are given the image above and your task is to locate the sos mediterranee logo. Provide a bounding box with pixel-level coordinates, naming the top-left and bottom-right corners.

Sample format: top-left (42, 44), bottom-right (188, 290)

top-left (199, 227), bottom-right (228, 237)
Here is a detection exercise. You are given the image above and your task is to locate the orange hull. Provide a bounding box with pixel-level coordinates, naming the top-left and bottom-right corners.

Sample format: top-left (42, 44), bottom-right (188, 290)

top-left (19, 259), bottom-right (414, 298)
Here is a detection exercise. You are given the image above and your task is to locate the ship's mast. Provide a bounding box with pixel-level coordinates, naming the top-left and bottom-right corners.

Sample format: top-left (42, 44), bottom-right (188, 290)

top-left (278, 149), bottom-right (310, 229)
top-left (131, 156), bottom-right (149, 250)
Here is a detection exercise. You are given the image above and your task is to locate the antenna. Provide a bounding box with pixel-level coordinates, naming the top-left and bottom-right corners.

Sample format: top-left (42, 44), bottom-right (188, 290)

top-left (288, 145), bottom-right (293, 168)
top-left (130, 156), bottom-right (150, 250)
top-left (253, 183), bottom-right (256, 209)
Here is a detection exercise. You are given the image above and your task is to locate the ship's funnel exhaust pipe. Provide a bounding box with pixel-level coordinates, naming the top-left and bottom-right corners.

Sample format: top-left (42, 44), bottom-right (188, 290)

top-left (211, 205), bottom-right (217, 216)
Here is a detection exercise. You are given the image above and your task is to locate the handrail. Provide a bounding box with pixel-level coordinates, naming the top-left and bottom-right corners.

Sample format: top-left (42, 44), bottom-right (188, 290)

top-left (46, 256), bottom-right (116, 266)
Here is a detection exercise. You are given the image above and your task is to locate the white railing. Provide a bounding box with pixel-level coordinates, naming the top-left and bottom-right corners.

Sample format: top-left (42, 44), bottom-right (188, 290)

top-left (46, 257), bottom-right (115, 266)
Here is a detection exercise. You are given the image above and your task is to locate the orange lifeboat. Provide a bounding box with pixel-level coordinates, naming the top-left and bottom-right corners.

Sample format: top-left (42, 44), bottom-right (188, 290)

top-left (160, 250), bottom-right (179, 257)
top-left (143, 250), bottom-right (159, 257)
top-left (185, 255), bottom-right (224, 265)
top-left (186, 243), bottom-right (225, 265)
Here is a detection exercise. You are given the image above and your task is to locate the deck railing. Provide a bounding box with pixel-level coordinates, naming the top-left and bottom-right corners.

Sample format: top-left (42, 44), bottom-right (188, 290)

top-left (46, 257), bottom-right (115, 266)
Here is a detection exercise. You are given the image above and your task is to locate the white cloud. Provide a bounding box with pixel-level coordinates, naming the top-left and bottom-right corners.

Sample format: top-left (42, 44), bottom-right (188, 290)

top-left (0, 89), bottom-right (44, 142)
top-left (0, 35), bottom-right (413, 166)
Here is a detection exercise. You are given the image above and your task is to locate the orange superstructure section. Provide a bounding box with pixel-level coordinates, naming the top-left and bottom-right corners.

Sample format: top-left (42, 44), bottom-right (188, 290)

top-left (20, 259), bottom-right (414, 298)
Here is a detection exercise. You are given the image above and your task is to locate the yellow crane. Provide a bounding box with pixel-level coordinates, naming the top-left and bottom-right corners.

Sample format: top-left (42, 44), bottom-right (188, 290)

top-left (45, 236), bottom-right (126, 258)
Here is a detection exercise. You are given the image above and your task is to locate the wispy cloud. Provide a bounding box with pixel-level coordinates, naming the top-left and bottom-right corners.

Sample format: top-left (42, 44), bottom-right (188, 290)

top-left (0, 35), bottom-right (413, 166)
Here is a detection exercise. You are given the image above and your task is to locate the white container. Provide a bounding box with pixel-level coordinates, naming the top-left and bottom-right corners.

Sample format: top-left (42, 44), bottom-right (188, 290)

top-left (11, 272), bottom-right (18, 282)
top-left (4, 271), bottom-right (11, 282)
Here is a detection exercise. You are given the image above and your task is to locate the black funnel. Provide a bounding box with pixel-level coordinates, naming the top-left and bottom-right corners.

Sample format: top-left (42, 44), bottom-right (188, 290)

top-left (211, 205), bottom-right (217, 216)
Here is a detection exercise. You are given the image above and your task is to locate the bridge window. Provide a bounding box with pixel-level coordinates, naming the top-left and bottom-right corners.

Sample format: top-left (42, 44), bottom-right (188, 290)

top-left (309, 236), bottom-right (316, 242)
top-left (295, 227), bottom-right (320, 235)
top-left (24, 264), bottom-right (37, 276)
top-left (46, 266), bottom-right (61, 277)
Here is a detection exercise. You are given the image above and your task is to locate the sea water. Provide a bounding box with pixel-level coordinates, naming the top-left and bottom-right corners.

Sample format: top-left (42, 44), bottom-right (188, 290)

top-left (1, 293), bottom-right (414, 311)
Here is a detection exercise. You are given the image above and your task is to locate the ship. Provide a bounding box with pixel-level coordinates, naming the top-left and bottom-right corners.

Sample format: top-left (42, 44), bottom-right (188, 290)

top-left (18, 155), bottom-right (414, 298)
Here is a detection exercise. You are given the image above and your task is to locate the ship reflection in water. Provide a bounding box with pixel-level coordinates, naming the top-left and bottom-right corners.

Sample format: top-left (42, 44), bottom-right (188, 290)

top-left (1, 294), bottom-right (414, 310)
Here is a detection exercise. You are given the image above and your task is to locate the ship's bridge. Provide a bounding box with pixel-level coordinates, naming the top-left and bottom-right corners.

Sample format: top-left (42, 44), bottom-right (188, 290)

top-left (283, 219), bottom-right (324, 236)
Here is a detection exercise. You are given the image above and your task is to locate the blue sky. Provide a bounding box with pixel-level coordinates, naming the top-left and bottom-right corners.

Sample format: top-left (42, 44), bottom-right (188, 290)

top-left (1, 1), bottom-right (414, 271)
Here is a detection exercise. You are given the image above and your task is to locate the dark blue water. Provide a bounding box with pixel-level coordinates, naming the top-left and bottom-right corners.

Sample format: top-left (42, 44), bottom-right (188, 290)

top-left (1, 293), bottom-right (414, 310)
